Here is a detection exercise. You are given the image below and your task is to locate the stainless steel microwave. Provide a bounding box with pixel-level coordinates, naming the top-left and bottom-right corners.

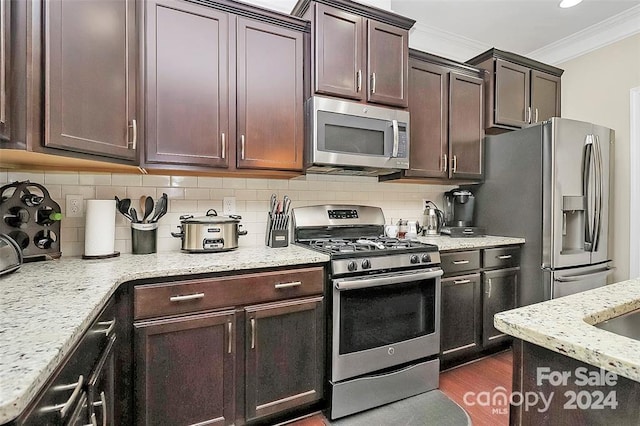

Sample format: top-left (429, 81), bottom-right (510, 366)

top-left (306, 96), bottom-right (410, 176)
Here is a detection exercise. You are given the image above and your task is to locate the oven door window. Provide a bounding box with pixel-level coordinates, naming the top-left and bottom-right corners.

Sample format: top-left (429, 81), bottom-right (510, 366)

top-left (339, 280), bottom-right (436, 355)
top-left (317, 111), bottom-right (390, 156)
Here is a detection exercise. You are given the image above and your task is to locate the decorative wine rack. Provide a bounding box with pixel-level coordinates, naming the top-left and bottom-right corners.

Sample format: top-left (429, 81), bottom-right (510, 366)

top-left (0, 181), bottom-right (62, 260)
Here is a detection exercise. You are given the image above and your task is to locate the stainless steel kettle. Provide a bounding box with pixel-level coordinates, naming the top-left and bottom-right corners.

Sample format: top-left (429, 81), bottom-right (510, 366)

top-left (422, 201), bottom-right (444, 236)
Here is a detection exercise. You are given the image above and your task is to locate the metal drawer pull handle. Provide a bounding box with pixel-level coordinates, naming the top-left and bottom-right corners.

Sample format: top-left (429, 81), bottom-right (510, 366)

top-left (41, 375), bottom-right (84, 417)
top-left (250, 318), bottom-right (256, 349)
top-left (442, 154), bottom-right (448, 172)
top-left (221, 133), bottom-right (226, 159)
top-left (452, 260), bottom-right (470, 265)
top-left (371, 72), bottom-right (376, 94)
top-left (274, 281), bottom-right (302, 289)
top-left (129, 119), bottom-right (137, 150)
top-left (96, 319), bottom-right (116, 337)
top-left (228, 322), bottom-right (232, 354)
top-left (454, 279), bottom-right (471, 285)
top-left (241, 135), bottom-right (246, 160)
top-left (487, 278), bottom-right (492, 298)
top-left (497, 255), bottom-right (512, 260)
top-left (357, 69), bottom-right (362, 92)
top-left (90, 412), bottom-right (98, 426)
top-left (169, 293), bottom-right (205, 302)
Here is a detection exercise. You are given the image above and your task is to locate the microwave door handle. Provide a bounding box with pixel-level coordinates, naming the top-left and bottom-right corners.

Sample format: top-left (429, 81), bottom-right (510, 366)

top-left (391, 119), bottom-right (399, 158)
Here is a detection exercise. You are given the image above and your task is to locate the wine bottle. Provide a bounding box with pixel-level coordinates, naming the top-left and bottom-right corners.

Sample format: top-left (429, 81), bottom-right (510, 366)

top-left (36, 209), bottom-right (62, 225)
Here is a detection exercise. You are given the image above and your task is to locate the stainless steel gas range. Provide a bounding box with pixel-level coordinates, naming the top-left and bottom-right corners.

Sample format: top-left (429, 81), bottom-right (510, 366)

top-left (292, 205), bottom-right (442, 420)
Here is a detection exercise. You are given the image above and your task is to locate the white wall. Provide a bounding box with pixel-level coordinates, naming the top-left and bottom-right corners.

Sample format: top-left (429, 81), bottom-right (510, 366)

top-left (0, 169), bottom-right (453, 256)
top-left (559, 33), bottom-right (640, 282)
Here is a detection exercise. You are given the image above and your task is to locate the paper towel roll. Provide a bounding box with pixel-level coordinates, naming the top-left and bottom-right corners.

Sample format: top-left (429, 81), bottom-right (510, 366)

top-left (84, 199), bottom-right (116, 256)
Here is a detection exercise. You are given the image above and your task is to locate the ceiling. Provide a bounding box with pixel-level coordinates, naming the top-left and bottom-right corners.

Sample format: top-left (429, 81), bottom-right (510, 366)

top-left (244, 0), bottom-right (640, 62)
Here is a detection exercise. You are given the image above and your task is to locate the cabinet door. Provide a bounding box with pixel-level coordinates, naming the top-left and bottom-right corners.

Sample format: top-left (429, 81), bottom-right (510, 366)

top-left (314, 4), bottom-right (364, 101)
top-left (0, 0), bottom-right (9, 142)
top-left (245, 297), bottom-right (324, 423)
top-left (494, 59), bottom-right (530, 128)
top-left (531, 70), bottom-right (561, 124)
top-left (441, 273), bottom-right (481, 358)
top-left (367, 20), bottom-right (408, 107)
top-left (449, 72), bottom-right (484, 180)
top-left (145, 0), bottom-right (229, 168)
top-left (134, 310), bottom-right (235, 426)
top-left (405, 59), bottom-right (448, 178)
top-left (482, 268), bottom-right (518, 347)
top-left (236, 18), bottom-right (303, 170)
top-left (44, 0), bottom-right (136, 160)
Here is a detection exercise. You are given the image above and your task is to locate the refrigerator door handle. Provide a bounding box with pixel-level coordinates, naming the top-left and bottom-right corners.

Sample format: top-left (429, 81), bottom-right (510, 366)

top-left (582, 135), bottom-right (595, 250)
top-left (554, 267), bottom-right (614, 282)
top-left (592, 135), bottom-right (603, 251)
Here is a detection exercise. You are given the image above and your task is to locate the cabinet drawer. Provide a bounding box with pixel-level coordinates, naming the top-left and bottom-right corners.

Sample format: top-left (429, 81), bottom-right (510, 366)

top-left (134, 267), bottom-right (324, 320)
top-left (440, 250), bottom-right (480, 276)
top-left (483, 246), bottom-right (520, 270)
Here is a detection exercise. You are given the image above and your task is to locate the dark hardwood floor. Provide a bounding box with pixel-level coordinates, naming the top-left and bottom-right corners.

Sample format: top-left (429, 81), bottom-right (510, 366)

top-left (440, 350), bottom-right (512, 426)
top-left (285, 350), bottom-right (512, 426)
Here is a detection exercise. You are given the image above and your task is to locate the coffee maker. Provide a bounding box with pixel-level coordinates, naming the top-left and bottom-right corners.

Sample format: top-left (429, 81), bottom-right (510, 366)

top-left (441, 189), bottom-right (485, 237)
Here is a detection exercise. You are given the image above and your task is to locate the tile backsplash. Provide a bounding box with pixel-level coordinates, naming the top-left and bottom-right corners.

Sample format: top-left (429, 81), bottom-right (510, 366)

top-left (0, 169), bottom-right (456, 256)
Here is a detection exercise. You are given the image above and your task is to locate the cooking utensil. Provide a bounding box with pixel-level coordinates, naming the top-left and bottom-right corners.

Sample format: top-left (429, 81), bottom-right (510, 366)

top-left (171, 209), bottom-right (247, 252)
top-left (150, 193), bottom-right (168, 223)
top-left (423, 201), bottom-right (444, 236)
top-left (130, 207), bottom-right (139, 224)
top-left (117, 198), bottom-right (132, 221)
top-left (143, 196), bottom-right (154, 223)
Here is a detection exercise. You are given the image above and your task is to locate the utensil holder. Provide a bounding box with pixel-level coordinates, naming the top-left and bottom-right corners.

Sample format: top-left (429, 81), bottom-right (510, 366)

top-left (131, 222), bottom-right (158, 254)
top-left (265, 212), bottom-right (289, 248)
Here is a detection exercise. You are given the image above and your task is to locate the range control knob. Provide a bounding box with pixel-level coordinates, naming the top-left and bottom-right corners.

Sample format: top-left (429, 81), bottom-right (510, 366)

top-left (410, 255), bottom-right (420, 264)
top-left (347, 261), bottom-right (357, 272)
top-left (421, 254), bottom-right (431, 263)
top-left (361, 259), bottom-right (371, 269)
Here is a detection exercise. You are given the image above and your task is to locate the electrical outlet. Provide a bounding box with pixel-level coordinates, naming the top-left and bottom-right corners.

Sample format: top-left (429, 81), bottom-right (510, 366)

top-left (422, 199), bottom-right (430, 210)
top-left (223, 197), bottom-right (236, 215)
top-left (66, 195), bottom-right (84, 217)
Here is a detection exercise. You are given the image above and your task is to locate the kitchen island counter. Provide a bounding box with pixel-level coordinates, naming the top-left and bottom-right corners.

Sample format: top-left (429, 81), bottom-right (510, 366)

top-left (495, 278), bottom-right (640, 381)
top-left (0, 246), bottom-right (329, 424)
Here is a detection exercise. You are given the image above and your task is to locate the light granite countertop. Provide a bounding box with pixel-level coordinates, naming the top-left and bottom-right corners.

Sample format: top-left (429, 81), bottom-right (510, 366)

top-left (0, 246), bottom-right (329, 424)
top-left (416, 234), bottom-right (524, 251)
top-left (495, 278), bottom-right (640, 382)
top-left (0, 235), bottom-right (524, 423)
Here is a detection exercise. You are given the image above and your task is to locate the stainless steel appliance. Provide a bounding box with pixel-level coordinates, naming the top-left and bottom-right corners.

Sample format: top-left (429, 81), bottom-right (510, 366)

top-left (441, 189), bottom-right (485, 237)
top-left (171, 209), bottom-right (248, 252)
top-left (292, 205), bottom-right (441, 420)
top-left (422, 201), bottom-right (444, 235)
top-left (475, 118), bottom-right (614, 305)
top-left (306, 96), bottom-right (410, 176)
top-left (0, 233), bottom-right (22, 275)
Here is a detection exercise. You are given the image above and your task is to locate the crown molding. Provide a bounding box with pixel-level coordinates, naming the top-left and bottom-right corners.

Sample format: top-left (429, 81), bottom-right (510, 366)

top-left (407, 21), bottom-right (491, 62)
top-left (527, 4), bottom-right (640, 65)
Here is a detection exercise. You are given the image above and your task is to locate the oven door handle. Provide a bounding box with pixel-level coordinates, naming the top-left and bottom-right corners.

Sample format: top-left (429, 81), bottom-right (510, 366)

top-left (334, 269), bottom-right (443, 291)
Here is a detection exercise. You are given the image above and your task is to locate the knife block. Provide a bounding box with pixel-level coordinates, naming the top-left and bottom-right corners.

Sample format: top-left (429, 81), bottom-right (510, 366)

top-left (0, 181), bottom-right (62, 260)
top-left (265, 212), bottom-right (289, 248)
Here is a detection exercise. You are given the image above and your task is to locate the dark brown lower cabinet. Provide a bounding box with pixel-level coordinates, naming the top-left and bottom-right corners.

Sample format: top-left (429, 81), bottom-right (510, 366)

top-left (245, 297), bottom-right (324, 423)
top-left (440, 247), bottom-right (520, 369)
top-left (482, 267), bottom-right (518, 347)
top-left (441, 273), bottom-right (481, 359)
top-left (134, 310), bottom-right (236, 426)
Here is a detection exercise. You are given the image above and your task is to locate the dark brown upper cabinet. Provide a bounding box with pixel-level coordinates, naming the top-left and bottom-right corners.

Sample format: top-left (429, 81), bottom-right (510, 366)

top-left (467, 48), bottom-right (563, 133)
top-left (293, 0), bottom-right (414, 108)
top-left (236, 18), bottom-right (304, 171)
top-left (391, 50), bottom-right (484, 183)
top-left (44, 0), bottom-right (138, 161)
top-left (144, 0), bottom-right (306, 173)
top-left (144, 0), bottom-right (229, 169)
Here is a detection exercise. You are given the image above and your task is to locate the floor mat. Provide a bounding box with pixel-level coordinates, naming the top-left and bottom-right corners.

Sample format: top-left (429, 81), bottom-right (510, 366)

top-left (328, 390), bottom-right (472, 426)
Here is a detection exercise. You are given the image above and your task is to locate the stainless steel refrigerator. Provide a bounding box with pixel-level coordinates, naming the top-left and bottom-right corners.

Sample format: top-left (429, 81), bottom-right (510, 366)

top-left (474, 117), bottom-right (615, 306)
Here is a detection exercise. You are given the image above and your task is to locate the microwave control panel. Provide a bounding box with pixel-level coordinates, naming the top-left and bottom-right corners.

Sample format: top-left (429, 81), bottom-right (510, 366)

top-left (395, 125), bottom-right (408, 158)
